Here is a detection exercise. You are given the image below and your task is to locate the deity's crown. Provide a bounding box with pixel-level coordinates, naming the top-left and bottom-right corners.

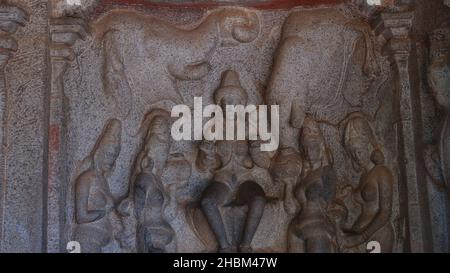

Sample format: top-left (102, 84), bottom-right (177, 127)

top-left (99, 119), bottom-right (122, 145)
top-left (214, 70), bottom-right (248, 105)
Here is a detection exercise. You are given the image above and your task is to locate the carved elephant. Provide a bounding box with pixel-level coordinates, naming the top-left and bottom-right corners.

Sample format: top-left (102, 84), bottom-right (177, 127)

top-left (266, 8), bottom-right (379, 149)
top-left (93, 8), bottom-right (260, 117)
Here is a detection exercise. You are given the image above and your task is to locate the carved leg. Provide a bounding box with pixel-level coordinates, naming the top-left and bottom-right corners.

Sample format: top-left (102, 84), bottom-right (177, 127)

top-left (236, 181), bottom-right (266, 252)
top-left (201, 182), bottom-right (231, 251)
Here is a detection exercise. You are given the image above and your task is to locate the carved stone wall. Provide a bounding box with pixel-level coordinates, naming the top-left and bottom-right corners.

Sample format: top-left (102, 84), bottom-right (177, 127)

top-left (0, 0), bottom-right (449, 253)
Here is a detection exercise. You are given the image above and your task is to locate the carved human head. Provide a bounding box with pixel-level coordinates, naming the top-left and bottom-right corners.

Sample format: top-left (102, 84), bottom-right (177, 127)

top-left (300, 117), bottom-right (327, 167)
top-left (94, 119), bottom-right (122, 174)
top-left (147, 116), bottom-right (170, 145)
top-left (344, 114), bottom-right (378, 170)
top-left (144, 115), bottom-right (171, 175)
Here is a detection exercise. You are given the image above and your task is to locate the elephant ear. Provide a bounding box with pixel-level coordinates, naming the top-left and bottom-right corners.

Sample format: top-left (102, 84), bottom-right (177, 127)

top-left (102, 30), bottom-right (133, 118)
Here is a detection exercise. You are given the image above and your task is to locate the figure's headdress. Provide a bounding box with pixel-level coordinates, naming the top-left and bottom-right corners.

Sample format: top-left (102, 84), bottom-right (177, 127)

top-left (343, 112), bottom-right (384, 165)
top-left (344, 113), bottom-right (373, 147)
top-left (214, 70), bottom-right (248, 105)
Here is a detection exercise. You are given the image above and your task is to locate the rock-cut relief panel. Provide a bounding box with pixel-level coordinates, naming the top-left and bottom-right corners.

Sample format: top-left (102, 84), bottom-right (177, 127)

top-left (65, 5), bottom-right (398, 253)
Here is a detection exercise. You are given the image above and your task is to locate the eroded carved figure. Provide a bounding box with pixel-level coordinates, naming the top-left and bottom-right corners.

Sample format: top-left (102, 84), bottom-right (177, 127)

top-left (199, 70), bottom-right (280, 253)
top-left (287, 117), bottom-right (337, 253)
top-left (338, 113), bottom-right (394, 253)
top-left (73, 119), bottom-right (124, 253)
top-left (118, 110), bottom-right (177, 253)
top-left (427, 25), bottom-right (450, 195)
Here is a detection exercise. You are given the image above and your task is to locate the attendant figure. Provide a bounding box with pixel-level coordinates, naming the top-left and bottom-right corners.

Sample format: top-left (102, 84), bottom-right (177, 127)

top-left (134, 156), bottom-right (174, 253)
top-left (288, 117), bottom-right (337, 253)
top-left (340, 113), bottom-right (394, 253)
top-left (428, 43), bottom-right (450, 195)
top-left (74, 119), bottom-right (123, 253)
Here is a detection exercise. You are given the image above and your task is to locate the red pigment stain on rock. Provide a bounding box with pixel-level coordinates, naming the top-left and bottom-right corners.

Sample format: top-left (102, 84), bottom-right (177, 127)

top-left (98, 0), bottom-right (346, 10)
top-left (49, 125), bottom-right (60, 156)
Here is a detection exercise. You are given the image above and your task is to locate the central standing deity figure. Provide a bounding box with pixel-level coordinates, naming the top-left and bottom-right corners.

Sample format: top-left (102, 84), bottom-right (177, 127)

top-left (199, 70), bottom-right (276, 253)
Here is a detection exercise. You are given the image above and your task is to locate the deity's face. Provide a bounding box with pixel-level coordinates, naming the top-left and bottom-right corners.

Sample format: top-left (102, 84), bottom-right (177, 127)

top-left (303, 137), bottom-right (324, 166)
top-left (96, 142), bottom-right (120, 174)
top-left (347, 137), bottom-right (371, 170)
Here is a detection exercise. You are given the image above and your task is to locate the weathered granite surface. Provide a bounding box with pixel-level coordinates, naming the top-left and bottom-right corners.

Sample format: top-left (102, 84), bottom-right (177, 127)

top-left (0, 0), bottom-right (449, 253)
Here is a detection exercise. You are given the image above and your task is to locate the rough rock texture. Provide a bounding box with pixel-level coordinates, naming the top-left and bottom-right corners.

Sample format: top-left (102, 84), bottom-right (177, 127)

top-left (0, 0), bottom-right (47, 253)
top-left (0, 0), bottom-right (449, 253)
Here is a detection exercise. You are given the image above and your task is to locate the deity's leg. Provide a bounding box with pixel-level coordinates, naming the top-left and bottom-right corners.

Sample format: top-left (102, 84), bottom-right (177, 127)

top-left (201, 182), bottom-right (231, 251)
top-left (236, 181), bottom-right (266, 252)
